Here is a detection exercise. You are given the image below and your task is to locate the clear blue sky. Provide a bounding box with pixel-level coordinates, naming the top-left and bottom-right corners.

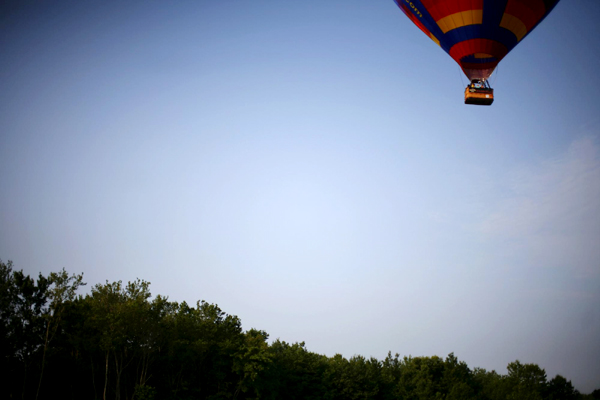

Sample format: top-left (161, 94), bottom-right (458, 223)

top-left (1, 0), bottom-right (599, 393)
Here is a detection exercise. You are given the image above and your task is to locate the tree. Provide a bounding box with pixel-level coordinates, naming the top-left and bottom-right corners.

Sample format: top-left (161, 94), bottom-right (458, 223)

top-left (506, 360), bottom-right (547, 400)
top-left (233, 329), bottom-right (272, 399)
top-left (35, 269), bottom-right (85, 400)
top-left (264, 340), bottom-right (329, 400)
top-left (546, 375), bottom-right (579, 400)
top-left (157, 300), bottom-right (243, 399)
top-left (393, 355), bottom-right (446, 400)
top-left (87, 279), bottom-right (153, 400)
top-left (443, 353), bottom-right (476, 400)
top-left (473, 367), bottom-right (509, 400)
top-left (0, 260), bottom-right (50, 399)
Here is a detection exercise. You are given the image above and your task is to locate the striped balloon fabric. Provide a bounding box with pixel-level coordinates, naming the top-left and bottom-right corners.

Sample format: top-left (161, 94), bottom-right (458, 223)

top-left (394, 0), bottom-right (560, 81)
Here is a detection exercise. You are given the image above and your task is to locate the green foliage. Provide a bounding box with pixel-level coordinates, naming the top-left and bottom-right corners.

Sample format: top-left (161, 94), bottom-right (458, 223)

top-left (473, 367), bottom-right (510, 400)
top-left (264, 340), bottom-right (329, 400)
top-left (233, 329), bottom-right (272, 399)
top-left (0, 260), bottom-right (86, 399)
top-left (506, 360), bottom-right (547, 400)
top-left (326, 354), bottom-right (384, 400)
top-left (134, 384), bottom-right (157, 400)
top-left (547, 375), bottom-right (580, 400)
top-left (1, 260), bottom-right (596, 400)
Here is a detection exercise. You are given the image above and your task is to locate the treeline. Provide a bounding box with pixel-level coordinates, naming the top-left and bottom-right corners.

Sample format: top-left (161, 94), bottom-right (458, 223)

top-left (1, 260), bottom-right (598, 400)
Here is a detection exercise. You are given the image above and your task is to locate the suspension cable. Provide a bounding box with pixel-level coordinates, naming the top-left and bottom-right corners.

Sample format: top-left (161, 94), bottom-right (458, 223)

top-left (491, 64), bottom-right (499, 86)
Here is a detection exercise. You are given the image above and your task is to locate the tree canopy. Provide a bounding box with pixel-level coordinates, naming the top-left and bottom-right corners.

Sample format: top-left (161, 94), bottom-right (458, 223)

top-left (1, 259), bottom-right (596, 400)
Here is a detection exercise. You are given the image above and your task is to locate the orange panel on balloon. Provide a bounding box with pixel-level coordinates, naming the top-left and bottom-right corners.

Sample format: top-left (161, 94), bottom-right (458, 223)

top-left (420, 0), bottom-right (483, 22)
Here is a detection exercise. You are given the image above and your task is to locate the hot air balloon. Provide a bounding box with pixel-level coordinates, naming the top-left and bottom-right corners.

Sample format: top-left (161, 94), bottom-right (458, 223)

top-left (394, 0), bottom-right (560, 105)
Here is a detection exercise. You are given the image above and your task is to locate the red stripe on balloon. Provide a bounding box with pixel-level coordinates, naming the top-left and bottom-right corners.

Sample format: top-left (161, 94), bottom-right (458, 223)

top-left (504, 0), bottom-right (546, 30)
top-left (449, 39), bottom-right (508, 63)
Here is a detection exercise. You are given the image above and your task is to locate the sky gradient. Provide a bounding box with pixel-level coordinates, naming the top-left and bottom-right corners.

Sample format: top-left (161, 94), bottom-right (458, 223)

top-left (1, 0), bottom-right (599, 393)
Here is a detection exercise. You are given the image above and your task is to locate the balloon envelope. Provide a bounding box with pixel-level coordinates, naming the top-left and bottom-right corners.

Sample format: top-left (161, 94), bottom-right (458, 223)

top-left (394, 0), bottom-right (560, 81)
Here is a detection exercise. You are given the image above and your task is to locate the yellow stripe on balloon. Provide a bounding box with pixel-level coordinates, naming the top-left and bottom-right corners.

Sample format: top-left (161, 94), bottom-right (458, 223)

top-left (430, 33), bottom-right (441, 46)
top-left (437, 10), bottom-right (483, 34)
top-left (500, 13), bottom-right (528, 41)
top-left (474, 53), bottom-right (493, 58)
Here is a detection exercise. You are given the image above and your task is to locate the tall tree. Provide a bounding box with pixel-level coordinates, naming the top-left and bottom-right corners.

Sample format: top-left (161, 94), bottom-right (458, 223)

top-left (88, 279), bottom-right (153, 400)
top-left (233, 329), bottom-right (272, 399)
top-left (473, 367), bottom-right (509, 400)
top-left (506, 360), bottom-right (547, 400)
top-left (546, 374), bottom-right (580, 400)
top-left (35, 269), bottom-right (85, 400)
top-left (265, 340), bottom-right (329, 400)
top-left (443, 353), bottom-right (476, 400)
top-left (0, 260), bottom-right (50, 399)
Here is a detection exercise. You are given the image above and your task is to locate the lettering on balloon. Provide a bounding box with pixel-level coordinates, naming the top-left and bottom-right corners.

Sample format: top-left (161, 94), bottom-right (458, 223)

top-left (404, 0), bottom-right (423, 18)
